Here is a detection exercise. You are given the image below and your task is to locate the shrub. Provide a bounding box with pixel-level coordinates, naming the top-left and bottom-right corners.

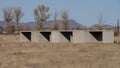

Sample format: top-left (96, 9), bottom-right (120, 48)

top-left (5, 25), bottom-right (15, 34)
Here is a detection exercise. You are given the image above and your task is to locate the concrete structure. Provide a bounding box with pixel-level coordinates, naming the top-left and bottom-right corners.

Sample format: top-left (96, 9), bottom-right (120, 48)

top-left (103, 30), bottom-right (114, 43)
top-left (87, 30), bottom-right (102, 43)
top-left (20, 31), bottom-right (31, 42)
top-left (20, 30), bottom-right (114, 43)
top-left (51, 30), bottom-right (73, 43)
top-left (87, 30), bottom-right (114, 43)
top-left (32, 31), bottom-right (51, 43)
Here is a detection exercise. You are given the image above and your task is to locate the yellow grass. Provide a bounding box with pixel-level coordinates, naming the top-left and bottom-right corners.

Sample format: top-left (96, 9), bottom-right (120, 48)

top-left (0, 35), bottom-right (120, 68)
top-left (0, 35), bottom-right (19, 42)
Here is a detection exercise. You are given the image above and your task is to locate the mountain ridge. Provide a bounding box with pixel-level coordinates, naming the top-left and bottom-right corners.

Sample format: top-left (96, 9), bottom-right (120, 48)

top-left (0, 20), bottom-right (114, 30)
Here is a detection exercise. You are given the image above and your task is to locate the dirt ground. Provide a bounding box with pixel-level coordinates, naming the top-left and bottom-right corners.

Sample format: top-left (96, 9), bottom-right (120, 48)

top-left (0, 35), bottom-right (120, 68)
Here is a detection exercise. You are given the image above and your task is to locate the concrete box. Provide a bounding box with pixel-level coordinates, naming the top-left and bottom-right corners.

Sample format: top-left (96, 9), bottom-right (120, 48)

top-left (103, 30), bottom-right (114, 43)
top-left (20, 30), bottom-right (114, 43)
top-left (73, 30), bottom-right (87, 43)
top-left (20, 31), bottom-right (31, 42)
top-left (51, 31), bottom-right (73, 43)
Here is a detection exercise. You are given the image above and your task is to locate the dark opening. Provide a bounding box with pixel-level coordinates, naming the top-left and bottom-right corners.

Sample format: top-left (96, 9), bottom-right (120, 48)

top-left (90, 32), bottom-right (102, 41)
top-left (40, 32), bottom-right (51, 41)
top-left (21, 32), bottom-right (31, 41)
top-left (60, 32), bottom-right (73, 41)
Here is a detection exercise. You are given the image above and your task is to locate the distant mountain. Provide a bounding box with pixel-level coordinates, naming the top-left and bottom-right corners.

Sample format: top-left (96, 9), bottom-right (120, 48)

top-left (0, 21), bottom-right (4, 27)
top-left (20, 22), bottom-right (36, 29)
top-left (0, 21), bottom-right (15, 28)
top-left (1, 20), bottom-right (115, 30)
top-left (44, 20), bottom-right (86, 29)
top-left (0, 20), bottom-right (86, 30)
top-left (69, 20), bottom-right (86, 29)
top-left (89, 24), bottom-right (114, 29)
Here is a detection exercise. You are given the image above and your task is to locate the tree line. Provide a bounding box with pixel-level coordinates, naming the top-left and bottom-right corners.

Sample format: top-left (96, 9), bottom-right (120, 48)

top-left (1, 4), bottom-right (119, 35)
top-left (2, 7), bottom-right (23, 34)
top-left (1, 4), bottom-right (70, 34)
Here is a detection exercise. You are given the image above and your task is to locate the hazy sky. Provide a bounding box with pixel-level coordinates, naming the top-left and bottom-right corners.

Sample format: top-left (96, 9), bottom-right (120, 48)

top-left (0, 0), bottom-right (120, 26)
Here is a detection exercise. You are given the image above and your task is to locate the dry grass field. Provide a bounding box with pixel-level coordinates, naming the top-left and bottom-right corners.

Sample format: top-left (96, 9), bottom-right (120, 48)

top-left (0, 35), bottom-right (120, 68)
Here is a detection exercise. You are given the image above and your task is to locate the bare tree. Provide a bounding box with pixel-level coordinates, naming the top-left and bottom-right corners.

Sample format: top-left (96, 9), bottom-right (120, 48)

top-left (12, 7), bottom-right (23, 33)
top-left (97, 14), bottom-right (104, 30)
top-left (2, 8), bottom-right (13, 33)
top-left (53, 12), bottom-right (59, 30)
top-left (117, 19), bottom-right (119, 34)
top-left (34, 4), bottom-right (49, 30)
top-left (115, 19), bottom-right (120, 36)
top-left (61, 10), bottom-right (69, 30)
top-left (6, 25), bottom-right (16, 34)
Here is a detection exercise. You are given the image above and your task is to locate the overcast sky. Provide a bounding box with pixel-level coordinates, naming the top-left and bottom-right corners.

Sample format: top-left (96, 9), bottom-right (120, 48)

top-left (0, 0), bottom-right (120, 26)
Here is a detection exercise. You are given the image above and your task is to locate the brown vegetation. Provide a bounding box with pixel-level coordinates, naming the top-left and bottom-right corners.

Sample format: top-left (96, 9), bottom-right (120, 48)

top-left (2, 7), bottom-right (23, 34)
top-left (3, 8), bottom-right (13, 34)
top-left (34, 4), bottom-right (49, 30)
top-left (0, 42), bottom-right (120, 68)
top-left (0, 35), bottom-right (19, 42)
top-left (0, 35), bottom-right (120, 68)
top-left (50, 12), bottom-right (60, 30)
top-left (12, 7), bottom-right (24, 33)
top-left (62, 10), bottom-right (70, 30)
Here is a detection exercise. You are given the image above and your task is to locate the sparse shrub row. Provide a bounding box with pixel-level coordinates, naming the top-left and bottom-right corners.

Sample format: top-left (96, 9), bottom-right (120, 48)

top-left (1, 4), bottom-right (119, 35)
top-left (1, 4), bottom-right (71, 35)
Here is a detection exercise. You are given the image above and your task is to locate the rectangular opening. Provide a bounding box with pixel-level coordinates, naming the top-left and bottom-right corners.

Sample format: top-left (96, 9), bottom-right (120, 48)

top-left (40, 32), bottom-right (51, 41)
top-left (21, 32), bottom-right (31, 41)
top-left (89, 31), bottom-right (102, 41)
top-left (60, 32), bottom-right (73, 41)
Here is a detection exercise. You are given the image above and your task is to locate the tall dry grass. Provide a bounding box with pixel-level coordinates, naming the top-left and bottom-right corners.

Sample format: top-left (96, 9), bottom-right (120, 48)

top-left (0, 35), bottom-right (120, 68)
top-left (0, 35), bottom-right (19, 42)
top-left (0, 42), bottom-right (120, 68)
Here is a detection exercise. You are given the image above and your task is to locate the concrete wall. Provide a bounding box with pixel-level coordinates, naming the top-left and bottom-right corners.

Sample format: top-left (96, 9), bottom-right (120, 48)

top-left (20, 31), bottom-right (31, 42)
top-left (103, 30), bottom-right (114, 43)
top-left (20, 30), bottom-right (114, 43)
top-left (87, 31), bottom-right (102, 43)
top-left (51, 31), bottom-right (70, 43)
top-left (32, 31), bottom-right (51, 43)
top-left (31, 31), bottom-right (40, 42)
top-left (60, 31), bottom-right (73, 42)
top-left (86, 31), bottom-right (98, 43)
top-left (40, 31), bottom-right (51, 42)
top-left (73, 30), bottom-right (87, 43)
